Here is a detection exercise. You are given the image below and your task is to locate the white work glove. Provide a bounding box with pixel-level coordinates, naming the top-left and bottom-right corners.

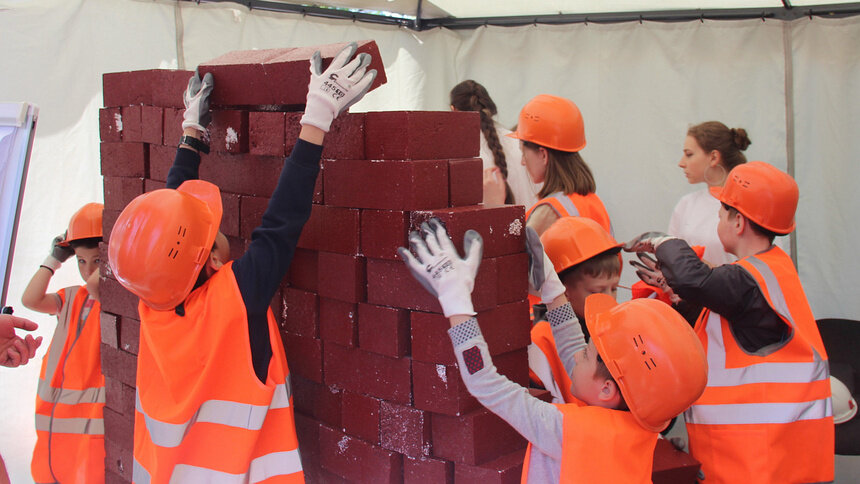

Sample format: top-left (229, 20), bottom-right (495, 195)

top-left (43, 234), bottom-right (73, 271)
top-left (629, 253), bottom-right (680, 304)
top-left (397, 218), bottom-right (483, 318)
top-left (182, 71), bottom-right (215, 132)
top-left (525, 227), bottom-right (566, 304)
top-left (300, 42), bottom-right (377, 133)
top-left (623, 231), bottom-right (677, 253)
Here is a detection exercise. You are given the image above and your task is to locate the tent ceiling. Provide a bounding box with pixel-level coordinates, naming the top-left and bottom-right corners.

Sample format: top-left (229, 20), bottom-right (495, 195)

top-left (197, 0), bottom-right (860, 28)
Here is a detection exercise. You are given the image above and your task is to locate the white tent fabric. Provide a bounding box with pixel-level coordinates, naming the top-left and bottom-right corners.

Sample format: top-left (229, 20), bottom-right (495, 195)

top-left (0, 0), bottom-right (857, 480)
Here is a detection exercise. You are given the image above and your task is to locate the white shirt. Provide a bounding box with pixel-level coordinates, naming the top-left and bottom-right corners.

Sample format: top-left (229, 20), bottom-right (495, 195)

top-left (668, 188), bottom-right (736, 266)
top-left (480, 123), bottom-right (540, 208)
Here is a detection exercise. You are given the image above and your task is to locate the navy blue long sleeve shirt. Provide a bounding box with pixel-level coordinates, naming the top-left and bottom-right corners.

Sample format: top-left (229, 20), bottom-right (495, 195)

top-left (167, 140), bottom-right (322, 382)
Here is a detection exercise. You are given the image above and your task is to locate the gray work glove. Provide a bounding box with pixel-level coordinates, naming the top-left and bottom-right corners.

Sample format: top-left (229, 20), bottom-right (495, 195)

top-left (44, 234), bottom-right (74, 270)
top-left (629, 253), bottom-right (680, 304)
top-left (525, 227), bottom-right (566, 304)
top-left (182, 70), bottom-right (215, 132)
top-left (623, 231), bottom-right (677, 253)
top-left (397, 218), bottom-right (483, 318)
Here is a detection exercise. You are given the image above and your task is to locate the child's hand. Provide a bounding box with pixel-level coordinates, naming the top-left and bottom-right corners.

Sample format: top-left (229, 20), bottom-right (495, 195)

top-left (630, 253), bottom-right (681, 304)
top-left (397, 218), bottom-right (483, 317)
top-left (300, 42), bottom-right (377, 133)
top-left (623, 231), bottom-right (677, 253)
top-left (525, 227), bottom-right (566, 304)
top-left (49, 234), bottom-right (74, 264)
top-left (482, 167), bottom-right (507, 207)
top-left (182, 70), bottom-right (215, 132)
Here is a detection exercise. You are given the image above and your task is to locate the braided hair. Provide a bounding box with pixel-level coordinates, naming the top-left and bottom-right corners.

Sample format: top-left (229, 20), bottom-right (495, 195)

top-left (450, 80), bottom-right (514, 204)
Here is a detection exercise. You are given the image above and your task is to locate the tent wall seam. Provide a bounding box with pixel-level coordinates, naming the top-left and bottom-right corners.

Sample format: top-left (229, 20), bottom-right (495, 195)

top-left (783, 19), bottom-right (798, 268)
top-left (175, 0), bottom-right (187, 70)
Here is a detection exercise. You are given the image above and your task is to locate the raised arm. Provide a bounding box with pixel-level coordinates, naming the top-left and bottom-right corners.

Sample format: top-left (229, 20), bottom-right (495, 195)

top-left (21, 235), bottom-right (70, 315)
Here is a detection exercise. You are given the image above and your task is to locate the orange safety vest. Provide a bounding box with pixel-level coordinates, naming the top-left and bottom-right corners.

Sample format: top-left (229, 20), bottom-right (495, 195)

top-left (31, 286), bottom-right (105, 484)
top-left (524, 322), bottom-right (657, 483)
top-left (685, 246), bottom-right (834, 484)
top-left (526, 191), bottom-right (613, 237)
top-left (134, 261), bottom-right (303, 483)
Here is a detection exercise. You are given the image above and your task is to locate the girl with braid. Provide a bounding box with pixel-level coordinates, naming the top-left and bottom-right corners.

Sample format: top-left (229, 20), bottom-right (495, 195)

top-left (450, 80), bottom-right (539, 208)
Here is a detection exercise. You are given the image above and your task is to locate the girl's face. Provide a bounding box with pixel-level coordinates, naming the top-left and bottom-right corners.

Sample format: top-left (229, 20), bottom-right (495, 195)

top-left (678, 135), bottom-right (714, 185)
top-left (521, 142), bottom-right (547, 184)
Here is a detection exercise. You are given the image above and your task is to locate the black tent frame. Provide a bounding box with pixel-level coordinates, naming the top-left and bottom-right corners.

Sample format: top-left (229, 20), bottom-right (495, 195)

top-left (188, 1), bottom-right (860, 30)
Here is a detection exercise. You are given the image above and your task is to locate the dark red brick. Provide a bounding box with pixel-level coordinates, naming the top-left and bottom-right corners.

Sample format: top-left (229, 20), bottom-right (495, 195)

top-left (120, 105), bottom-right (142, 142)
top-left (410, 204), bottom-right (526, 258)
top-left (341, 391), bottom-right (380, 444)
top-left (529, 387), bottom-right (553, 402)
top-left (324, 343), bottom-right (411, 404)
top-left (200, 152), bottom-right (285, 198)
top-left (249, 111), bottom-right (285, 157)
top-left (432, 406), bottom-right (526, 466)
top-left (652, 438), bottom-right (702, 484)
top-left (100, 142), bottom-right (147, 178)
top-left (297, 205), bottom-right (360, 255)
top-left (357, 303), bottom-right (410, 358)
top-left (319, 297), bottom-right (357, 347)
top-left (404, 455), bottom-right (453, 484)
top-left (119, 317), bottom-right (140, 355)
top-left (100, 343), bottom-right (137, 390)
top-left (101, 312), bottom-right (119, 348)
top-left (322, 112), bottom-right (365, 160)
top-left (285, 248), bottom-right (318, 292)
top-left (410, 311), bottom-right (457, 365)
top-left (319, 424), bottom-right (401, 483)
top-left (141, 105), bottom-right (163, 145)
top-left (104, 377), bottom-right (135, 416)
top-left (365, 257), bottom-right (497, 313)
top-left (103, 176), bottom-right (144, 212)
top-left (318, 252), bottom-right (366, 303)
top-left (100, 107), bottom-right (123, 142)
top-left (104, 438), bottom-right (134, 480)
top-left (379, 400), bottom-right (431, 457)
top-left (283, 333), bottom-right (323, 382)
top-left (102, 69), bottom-right (192, 109)
top-left (162, 107), bottom-right (184, 147)
top-left (198, 40), bottom-right (386, 108)
top-left (449, 158), bottom-right (483, 207)
top-left (219, 191), bottom-right (240, 238)
top-left (360, 209), bottom-right (408, 260)
top-left (239, 195), bottom-right (268, 239)
top-left (365, 111), bottom-right (480, 160)
top-left (453, 448), bottom-right (526, 484)
top-left (323, 158), bottom-right (448, 210)
top-left (280, 287), bottom-right (318, 338)
top-left (148, 144), bottom-right (174, 182)
top-left (292, 375), bottom-right (342, 428)
top-left (283, 112), bottom-right (304, 155)
top-left (496, 252), bottom-right (529, 304)
top-left (210, 110), bottom-right (248, 154)
top-left (294, 412), bottom-right (321, 469)
top-left (99, 277), bottom-right (140, 321)
top-left (144, 179), bottom-right (166, 192)
top-left (102, 210), bottom-right (120, 246)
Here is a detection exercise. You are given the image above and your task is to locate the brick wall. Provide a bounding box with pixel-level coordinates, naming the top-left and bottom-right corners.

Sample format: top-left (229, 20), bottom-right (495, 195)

top-left (98, 41), bottom-right (533, 483)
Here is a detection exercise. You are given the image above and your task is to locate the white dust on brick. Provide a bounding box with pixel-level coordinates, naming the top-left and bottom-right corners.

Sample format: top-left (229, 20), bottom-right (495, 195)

top-left (280, 296), bottom-right (288, 328)
top-left (436, 364), bottom-right (447, 383)
top-left (508, 218), bottom-right (523, 236)
top-left (337, 435), bottom-right (350, 453)
top-left (225, 127), bottom-right (239, 151)
top-left (113, 113), bottom-right (123, 133)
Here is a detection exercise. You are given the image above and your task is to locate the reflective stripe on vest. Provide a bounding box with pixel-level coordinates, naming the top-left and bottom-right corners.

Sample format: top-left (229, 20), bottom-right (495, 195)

top-left (686, 254), bottom-right (831, 426)
top-left (35, 414), bottom-right (104, 435)
top-left (546, 192), bottom-right (580, 217)
top-left (37, 380), bottom-right (106, 405)
top-left (136, 381), bottom-right (292, 449)
top-left (134, 449), bottom-right (302, 484)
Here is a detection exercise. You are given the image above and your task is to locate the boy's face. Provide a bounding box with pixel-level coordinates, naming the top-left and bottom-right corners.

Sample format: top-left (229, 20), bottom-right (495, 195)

top-left (73, 246), bottom-right (100, 282)
top-left (716, 205), bottom-right (738, 255)
top-left (570, 340), bottom-right (613, 407)
top-left (563, 272), bottom-right (620, 320)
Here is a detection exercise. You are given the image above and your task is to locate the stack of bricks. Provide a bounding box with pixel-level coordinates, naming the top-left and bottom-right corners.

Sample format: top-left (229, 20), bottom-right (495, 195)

top-left (97, 40), bottom-right (535, 483)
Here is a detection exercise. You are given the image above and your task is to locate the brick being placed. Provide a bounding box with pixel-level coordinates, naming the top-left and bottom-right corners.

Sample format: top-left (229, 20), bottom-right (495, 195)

top-left (431, 406), bottom-right (527, 466)
top-left (410, 204), bottom-right (526, 258)
top-left (319, 424), bottom-right (402, 483)
top-left (365, 111), bottom-right (481, 160)
top-left (198, 40), bottom-right (386, 108)
top-left (323, 158), bottom-right (449, 210)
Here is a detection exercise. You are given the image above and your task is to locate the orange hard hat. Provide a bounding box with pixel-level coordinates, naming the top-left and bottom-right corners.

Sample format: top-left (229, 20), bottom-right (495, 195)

top-left (108, 180), bottom-right (222, 311)
top-left (585, 294), bottom-right (708, 432)
top-left (540, 217), bottom-right (621, 274)
top-left (709, 161), bottom-right (798, 234)
top-left (62, 203), bottom-right (104, 244)
top-left (507, 94), bottom-right (586, 152)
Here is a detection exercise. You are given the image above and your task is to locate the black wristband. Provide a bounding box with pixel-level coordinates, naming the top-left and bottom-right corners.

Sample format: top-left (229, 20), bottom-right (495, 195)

top-left (39, 264), bottom-right (55, 275)
top-left (179, 135), bottom-right (210, 154)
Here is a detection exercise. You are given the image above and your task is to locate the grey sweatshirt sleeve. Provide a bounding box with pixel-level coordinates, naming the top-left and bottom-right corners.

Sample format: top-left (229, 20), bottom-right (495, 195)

top-left (546, 303), bottom-right (586, 376)
top-left (448, 318), bottom-right (565, 460)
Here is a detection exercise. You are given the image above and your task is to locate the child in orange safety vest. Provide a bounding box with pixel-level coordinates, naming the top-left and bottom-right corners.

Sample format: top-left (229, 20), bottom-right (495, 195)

top-left (22, 202), bottom-right (105, 484)
top-left (625, 161), bottom-right (834, 484)
top-left (399, 219), bottom-right (708, 483)
top-left (107, 43), bottom-right (377, 482)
